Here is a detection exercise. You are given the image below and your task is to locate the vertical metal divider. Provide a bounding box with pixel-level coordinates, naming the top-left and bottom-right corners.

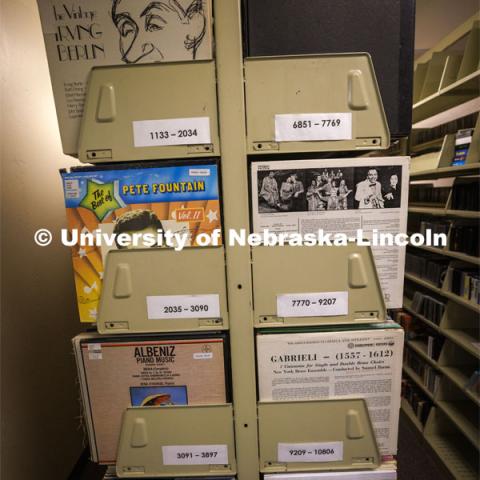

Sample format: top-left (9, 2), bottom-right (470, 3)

top-left (213, 1), bottom-right (261, 479)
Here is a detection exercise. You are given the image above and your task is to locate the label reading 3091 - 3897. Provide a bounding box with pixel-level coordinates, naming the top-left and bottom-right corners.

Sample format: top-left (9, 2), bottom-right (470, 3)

top-left (162, 444), bottom-right (228, 465)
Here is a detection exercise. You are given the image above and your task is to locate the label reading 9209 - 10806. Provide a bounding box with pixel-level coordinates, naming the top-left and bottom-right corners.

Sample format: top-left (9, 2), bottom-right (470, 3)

top-left (278, 441), bottom-right (344, 463)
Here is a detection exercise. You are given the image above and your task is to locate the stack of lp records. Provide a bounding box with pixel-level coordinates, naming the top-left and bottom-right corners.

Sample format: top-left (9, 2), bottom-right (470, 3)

top-left (73, 332), bottom-right (230, 464)
top-left (60, 161), bottom-right (222, 323)
top-left (251, 157), bottom-right (409, 310)
top-left (103, 475), bottom-right (235, 480)
top-left (256, 325), bottom-right (404, 457)
top-left (37, 0), bottom-right (213, 155)
top-left (263, 465), bottom-right (397, 479)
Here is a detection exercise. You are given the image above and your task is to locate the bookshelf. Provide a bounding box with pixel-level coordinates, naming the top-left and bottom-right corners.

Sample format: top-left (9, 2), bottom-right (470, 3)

top-left (401, 12), bottom-right (480, 479)
top-left (404, 273), bottom-right (480, 314)
top-left (408, 207), bottom-right (480, 219)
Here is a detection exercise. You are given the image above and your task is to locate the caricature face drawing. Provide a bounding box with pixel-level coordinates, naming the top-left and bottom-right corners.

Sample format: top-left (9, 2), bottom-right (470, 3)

top-left (111, 0), bottom-right (207, 64)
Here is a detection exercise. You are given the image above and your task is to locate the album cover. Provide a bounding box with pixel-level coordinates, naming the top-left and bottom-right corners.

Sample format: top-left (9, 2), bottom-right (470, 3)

top-left (60, 161), bottom-right (221, 322)
top-left (37, 0), bottom-right (213, 154)
top-left (251, 157), bottom-right (409, 309)
top-left (256, 326), bottom-right (404, 455)
top-left (73, 332), bottom-right (229, 464)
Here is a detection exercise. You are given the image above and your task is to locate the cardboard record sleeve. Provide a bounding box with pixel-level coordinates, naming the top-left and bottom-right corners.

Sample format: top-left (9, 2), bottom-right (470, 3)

top-left (73, 331), bottom-right (230, 464)
top-left (256, 324), bottom-right (404, 456)
top-left (263, 466), bottom-right (397, 479)
top-left (60, 159), bottom-right (222, 323)
top-left (37, 0), bottom-right (214, 155)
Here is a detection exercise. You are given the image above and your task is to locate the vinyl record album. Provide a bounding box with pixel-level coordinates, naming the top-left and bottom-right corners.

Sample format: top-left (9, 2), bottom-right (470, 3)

top-left (73, 331), bottom-right (230, 464)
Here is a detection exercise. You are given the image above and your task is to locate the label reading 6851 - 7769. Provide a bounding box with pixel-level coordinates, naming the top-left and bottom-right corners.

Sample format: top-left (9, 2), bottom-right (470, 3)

top-left (275, 113), bottom-right (352, 142)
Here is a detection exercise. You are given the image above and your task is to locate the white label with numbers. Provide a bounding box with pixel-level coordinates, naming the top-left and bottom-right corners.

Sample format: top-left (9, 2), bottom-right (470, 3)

top-left (88, 352), bottom-right (103, 360)
top-left (133, 117), bottom-right (211, 147)
top-left (278, 442), bottom-right (343, 463)
top-left (162, 444), bottom-right (228, 465)
top-left (147, 294), bottom-right (220, 320)
top-left (277, 292), bottom-right (348, 318)
top-left (275, 113), bottom-right (352, 142)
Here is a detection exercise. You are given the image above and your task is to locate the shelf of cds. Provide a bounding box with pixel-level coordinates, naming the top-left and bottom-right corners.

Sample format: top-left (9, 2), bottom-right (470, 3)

top-left (408, 244), bottom-right (480, 266)
top-left (399, 324), bottom-right (480, 478)
top-left (401, 11), bottom-right (480, 478)
top-left (423, 408), bottom-right (479, 480)
top-left (404, 272), bottom-right (480, 314)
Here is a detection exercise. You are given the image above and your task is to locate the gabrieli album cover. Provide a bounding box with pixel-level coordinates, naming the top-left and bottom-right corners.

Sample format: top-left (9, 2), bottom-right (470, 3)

top-left (36, 0), bottom-right (213, 155)
top-left (256, 326), bottom-right (404, 456)
top-left (251, 157), bottom-right (410, 309)
top-left (74, 332), bottom-right (228, 464)
top-left (60, 161), bottom-right (221, 322)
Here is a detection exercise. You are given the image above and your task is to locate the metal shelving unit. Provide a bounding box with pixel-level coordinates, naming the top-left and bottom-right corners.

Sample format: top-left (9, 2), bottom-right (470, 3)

top-left (410, 162), bottom-right (480, 179)
top-left (408, 244), bottom-right (480, 266)
top-left (402, 12), bottom-right (480, 478)
top-left (78, 2), bottom-right (396, 478)
top-left (412, 69), bottom-right (480, 125)
top-left (403, 365), bottom-right (435, 400)
top-left (408, 207), bottom-right (480, 219)
top-left (405, 272), bottom-right (480, 313)
top-left (423, 426), bottom-right (478, 480)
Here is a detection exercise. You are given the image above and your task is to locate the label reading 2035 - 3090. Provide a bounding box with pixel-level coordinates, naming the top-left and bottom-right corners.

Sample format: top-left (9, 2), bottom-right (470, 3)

top-left (146, 294), bottom-right (220, 320)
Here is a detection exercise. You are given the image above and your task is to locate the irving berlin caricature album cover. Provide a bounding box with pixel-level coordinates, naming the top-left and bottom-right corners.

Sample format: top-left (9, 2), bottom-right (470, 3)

top-left (37, 0), bottom-right (213, 154)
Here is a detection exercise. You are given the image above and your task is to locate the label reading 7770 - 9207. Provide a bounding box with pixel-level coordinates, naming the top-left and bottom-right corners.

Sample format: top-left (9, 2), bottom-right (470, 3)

top-left (277, 291), bottom-right (348, 318)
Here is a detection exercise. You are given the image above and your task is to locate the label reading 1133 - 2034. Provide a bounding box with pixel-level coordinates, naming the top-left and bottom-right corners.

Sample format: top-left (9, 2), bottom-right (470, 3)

top-left (133, 117), bottom-right (211, 147)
